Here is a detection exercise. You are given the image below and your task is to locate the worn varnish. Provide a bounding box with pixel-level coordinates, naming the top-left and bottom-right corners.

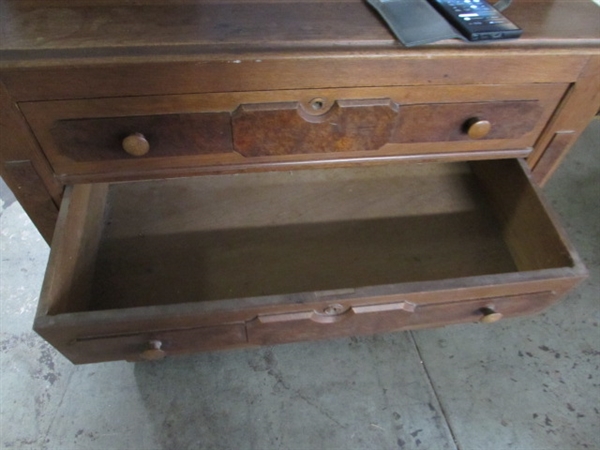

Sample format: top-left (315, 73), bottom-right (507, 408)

top-left (0, 0), bottom-right (597, 363)
top-left (52, 113), bottom-right (234, 161)
top-left (19, 84), bottom-right (566, 181)
top-left (33, 161), bottom-right (586, 363)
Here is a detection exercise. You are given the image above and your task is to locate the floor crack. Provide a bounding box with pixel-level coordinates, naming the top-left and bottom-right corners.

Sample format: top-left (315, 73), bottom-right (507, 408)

top-left (409, 331), bottom-right (462, 450)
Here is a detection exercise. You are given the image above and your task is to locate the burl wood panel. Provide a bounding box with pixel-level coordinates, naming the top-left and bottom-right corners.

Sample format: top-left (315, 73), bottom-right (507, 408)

top-left (232, 99), bottom-right (398, 156)
top-left (232, 99), bottom-right (542, 157)
top-left (46, 97), bottom-right (545, 164)
top-left (51, 113), bottom-right (233, 161)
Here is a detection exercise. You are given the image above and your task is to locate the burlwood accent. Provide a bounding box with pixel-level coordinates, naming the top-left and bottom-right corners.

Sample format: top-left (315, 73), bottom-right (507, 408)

top-left (20, 84), bottom-right (566, 180)
top-left (1, 0), bottom-right (597, 363)
top-left (232, 99), bottom-right (398, 156)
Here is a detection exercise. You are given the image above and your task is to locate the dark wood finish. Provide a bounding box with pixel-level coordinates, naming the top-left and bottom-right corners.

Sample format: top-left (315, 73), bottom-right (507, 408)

top-left (52, 113), bottom-right (233, 161)
top-left (36, 183), bottom-right (109, 317)
top-left (1, 161), bottom-right (59, 243)
top-left (33, 160), bottom-right (586, 363)
top-left (0, 82), bottom-right (60, 242)
top-left (246, 292), bottom-right (549, 345)
top-left (1, 0), bottom-right (599, 54)
top-left (391, 101), bottom-right (540, 143)
top-left (20, 84), bottom-right (566, 180)
top-left (89, 163), bottom-right (518, 310)
top-left (471, 159), bottom-right (581, 272)
top-left (0, 0), bottom-right (597, 363)
top-left (1, 54), bottom-right (590, 104)
top-left (232, 99), bottom-right (398, 156)
top-left (232, 99), bottom-right (542, 156)
top-left (73, 325), bottom-right (248, 364)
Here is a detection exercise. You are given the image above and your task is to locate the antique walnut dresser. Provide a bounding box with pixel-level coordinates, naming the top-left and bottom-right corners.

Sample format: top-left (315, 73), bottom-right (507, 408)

top-left (0, 0), bottom-right (598, 363)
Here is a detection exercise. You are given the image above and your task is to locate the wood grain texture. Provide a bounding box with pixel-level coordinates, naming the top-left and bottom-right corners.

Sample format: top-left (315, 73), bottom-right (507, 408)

top-left (531, 131), bottom-right (575, 185)
top-left (1, 0), bottom-right (598, 56)
top-left (232, 99), bottom-right (542, 156)
top-left (391, 101), bottom-right (542, 143)
top-left (233, 99), bottom-right (398, 156)
top-left (20, 83), bottom-right (565, 180)
top-left (2, 161), bottom-right (58, 243)
top-left (471, 159), bottom-right (584, 272)
top-left (246, 292), bottom-right (552, 346)
top-left (0, 81), bottom-right (61, 242)
top-left (51, 113), bottom-right (233, 161)
top-left (36, 183), bottom-right (109, 317)
top-left (1, 0), bottom-right (596, 363)
top-left (34, 269), bottom-right (583, 362)
top-left (1, 55), bottom-right (589, 102)
top-left (71, 324), bottom-right (248, 364)
top-left (33, 160), bottom-right (586, 362)
top-left (88, 163), bottom-right (518, 310)
top-left (530, 56), bottom-right (600, 184)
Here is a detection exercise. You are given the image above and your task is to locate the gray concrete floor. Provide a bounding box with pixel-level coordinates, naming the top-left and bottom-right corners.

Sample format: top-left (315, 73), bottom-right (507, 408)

top-left (1, 120), bottom-right (598, 450)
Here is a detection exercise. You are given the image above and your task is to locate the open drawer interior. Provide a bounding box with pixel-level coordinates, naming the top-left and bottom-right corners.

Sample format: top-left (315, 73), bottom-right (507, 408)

top-left (35, 159), bottom-right (586, 362)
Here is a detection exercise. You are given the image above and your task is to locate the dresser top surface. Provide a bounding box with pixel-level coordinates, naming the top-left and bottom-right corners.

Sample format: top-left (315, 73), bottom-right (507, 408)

top-left (1, 0), bottom-right (599, 64)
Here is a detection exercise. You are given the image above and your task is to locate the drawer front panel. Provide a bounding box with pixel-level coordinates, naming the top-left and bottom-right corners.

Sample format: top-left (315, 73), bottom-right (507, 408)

top-left (392, 101), bottom-right (541, 143)
top-left (52, 113), bottom-right (233, 161)
top-left (247, 301), bottom-right (416, 345)
top-left (232, 99), bottom-right (541, 157)
top-left (49, 291), bottom-right (557, 363)
top-left (21, 84), bottom-right (567, 181)
top-left (33, 159), bottom-right (585, 364)
top-left (232, 98), bottom-right (398, 156)
top-left (246, 292), bottom-right (554, 346)
top-left (67, 323), bottom-right (247, 364)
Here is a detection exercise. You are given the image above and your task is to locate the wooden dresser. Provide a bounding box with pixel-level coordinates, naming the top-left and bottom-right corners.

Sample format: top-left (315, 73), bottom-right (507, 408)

top-left (1, 0), bottom-right (598, 364)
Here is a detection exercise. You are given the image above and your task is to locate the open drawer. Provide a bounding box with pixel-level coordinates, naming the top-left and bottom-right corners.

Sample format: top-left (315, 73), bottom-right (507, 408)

top-left (35, 159), bottom-right (586, 364)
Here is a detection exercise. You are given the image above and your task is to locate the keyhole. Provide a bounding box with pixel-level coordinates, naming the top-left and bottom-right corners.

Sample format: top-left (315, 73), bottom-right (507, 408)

top-left (323, 304), bottom-right (345, 315)
top-left (310, 98), bottom-right (326, 111)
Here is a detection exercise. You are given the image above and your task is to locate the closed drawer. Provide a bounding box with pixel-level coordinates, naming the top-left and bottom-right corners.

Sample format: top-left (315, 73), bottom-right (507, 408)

top-left (34, 159), bottom-right (585, 364)
top-left (21, 84), bottom-right (567, 182)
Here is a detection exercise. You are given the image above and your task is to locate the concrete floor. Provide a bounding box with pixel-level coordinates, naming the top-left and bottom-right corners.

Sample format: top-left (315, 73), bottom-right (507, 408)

top-left (0, 120), bottom-right (598, 450)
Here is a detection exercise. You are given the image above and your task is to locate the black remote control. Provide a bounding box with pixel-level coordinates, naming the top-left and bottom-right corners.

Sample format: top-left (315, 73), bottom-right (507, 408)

top-left (427, 0), bottom-right (522, 41)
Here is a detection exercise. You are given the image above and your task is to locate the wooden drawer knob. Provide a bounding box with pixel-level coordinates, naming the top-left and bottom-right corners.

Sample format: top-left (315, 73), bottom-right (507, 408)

top-left (140, 340), bottom-right (166, 361)
top-left (465, 118), bottom-right (492, 140)
top-left (480, 307), bottom-right (503, 323)
top-left (122, 133), bottom-right (150, 156)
